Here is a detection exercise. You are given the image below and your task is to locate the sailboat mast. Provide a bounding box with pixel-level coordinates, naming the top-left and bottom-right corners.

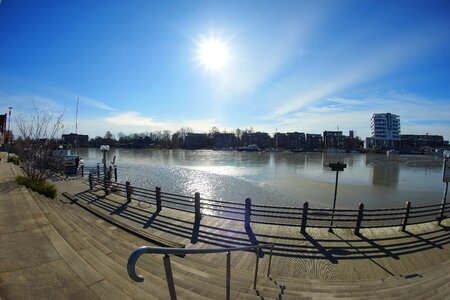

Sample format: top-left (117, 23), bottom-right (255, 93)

top-left (75, 97), bottom-right (79, 154)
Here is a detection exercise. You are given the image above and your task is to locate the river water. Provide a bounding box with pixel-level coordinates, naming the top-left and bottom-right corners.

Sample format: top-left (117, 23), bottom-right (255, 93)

top-left (79, 148), bottom-right (445, 209)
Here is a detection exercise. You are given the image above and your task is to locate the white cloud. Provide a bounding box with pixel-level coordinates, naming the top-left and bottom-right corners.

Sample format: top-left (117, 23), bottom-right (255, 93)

top-left (75, 111), bottom-right (221, 138)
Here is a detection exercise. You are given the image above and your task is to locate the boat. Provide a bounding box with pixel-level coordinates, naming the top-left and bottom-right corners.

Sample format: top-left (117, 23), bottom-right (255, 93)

top-left (238, 144), bottom-right (260, 152)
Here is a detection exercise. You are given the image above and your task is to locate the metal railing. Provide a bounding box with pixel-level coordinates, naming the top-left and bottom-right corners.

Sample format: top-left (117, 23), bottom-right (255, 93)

top-left (127, 244), bottom-right (274, 300)
top-left (88, 175), bottom-right (449, 233)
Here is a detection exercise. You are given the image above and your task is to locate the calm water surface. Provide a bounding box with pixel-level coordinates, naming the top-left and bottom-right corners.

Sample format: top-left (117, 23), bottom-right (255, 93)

top-left (79, 148), bottom-right (445, 209)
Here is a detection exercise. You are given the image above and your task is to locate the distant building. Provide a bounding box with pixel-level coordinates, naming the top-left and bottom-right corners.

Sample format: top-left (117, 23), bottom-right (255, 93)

top-left (133, 136), bottom-right (153, 148)
top-left (323, 131), bottom-right (343, 149)
top-left (62, 133), bottom-right (89, 147)
top-left (0, 113), bottom-right (6, 144)
top-left (184, 133), bottom-right (208, 149)
top-left (306, 134), bottom-right (322, 149)
top-left (400, 134), bottom-right (446, 150)
top-left (273, 133), bottom-right (288, 149)
top-left (286, 132), bottom-right (306, 149)
top-left (242, 132), bottom-right (270, 149)
top-left (369, 113), bottom-right (401, 149)
top-left (214, 133), bottom-right (238, 149)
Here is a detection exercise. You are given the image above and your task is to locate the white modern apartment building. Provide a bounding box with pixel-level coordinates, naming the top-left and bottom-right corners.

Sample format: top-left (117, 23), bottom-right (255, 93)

top-left (367, 113), bottom-right (401, 149)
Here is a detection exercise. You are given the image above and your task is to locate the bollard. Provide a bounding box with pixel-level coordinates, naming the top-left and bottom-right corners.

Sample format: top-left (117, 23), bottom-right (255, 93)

top-left (125, 181), bottom-right (132, 204)
top-left (97, 164), bottom-right (100, 178)
top-left (301, 201), bottom-right (308, 234)
top-left (88, 173), bottom-right (93, 190)
top-left (81, 165), bottom-right (84, 177)
top-left (401, 201), bottom-right (411, 232)
top-left (104, 177), bottom-right (109, 196)
top-left (156, 187), bottom-right (162, 211)
top-left (354, 203), bottom-right (364, 235)
top-left (109, 166), bottom-right (112, 179)
top-left (114, 166), bottom-right (118, 182)
top-left (194, 192), bottom-right (201, 223)
top-left (245, 198), bottom-right (252, 229)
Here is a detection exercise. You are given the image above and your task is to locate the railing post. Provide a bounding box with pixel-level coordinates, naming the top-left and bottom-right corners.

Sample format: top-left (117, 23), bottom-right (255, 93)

top-left (226, 251), bottom-right (231, 300)
top-left (114, 165), bottom-right (118, 182)
top-left (125, 181), bottom-right (132, 204)
top-left (88, 173), bottom-right (93, 190)
top-left (97, 164), bottom-right (100, 178)
top-left (104, 176), bottom-right (109, 195)
top-left (162, 254), bottom-right (177, 300)
top-left (156, 187), bottom-right (162, 211)
top-left (354, 203), bottom-right (364, 235)
top-left (81, 165), bottom-right (84, 177)
top-left (194, 192), bottom-right (201, 223)
top-left (267, 244), bottom-right (273, 277)
top-left (438, 182), bottom-right (448, 226)
top-left (245, 198), bottom-right (252, 229)
top-left (301, 201), bottom-right (308, 234)
top-left (253, 248), bottom-right (260, 290)
top-left (401, 201), bottom-right (411, 232)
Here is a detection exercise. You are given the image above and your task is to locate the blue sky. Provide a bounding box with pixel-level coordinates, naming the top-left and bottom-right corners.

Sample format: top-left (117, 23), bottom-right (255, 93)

top-left (1, 0), bottom-right (449, 140)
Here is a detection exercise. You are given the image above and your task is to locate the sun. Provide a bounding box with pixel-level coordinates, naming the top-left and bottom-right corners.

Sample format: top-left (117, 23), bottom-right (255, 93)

top-left (196, 37), bottom-right (231, 72)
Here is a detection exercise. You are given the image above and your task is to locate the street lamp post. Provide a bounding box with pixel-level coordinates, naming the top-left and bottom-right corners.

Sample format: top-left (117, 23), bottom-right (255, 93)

top-left (328, 161), bottom-right (347, 232)
top-left (100, 145), bottom-right (110, 178)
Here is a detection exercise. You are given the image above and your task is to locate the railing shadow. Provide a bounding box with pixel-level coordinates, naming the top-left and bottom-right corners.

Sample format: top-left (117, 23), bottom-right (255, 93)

top-left (72, 189), bottom-right (450, 264)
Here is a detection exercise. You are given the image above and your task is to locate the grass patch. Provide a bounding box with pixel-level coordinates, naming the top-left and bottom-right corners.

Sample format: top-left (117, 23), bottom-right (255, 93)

top-left (8, 156), bottom-right (20, 165)
top-left (16, 175), bottom-right (57, 199)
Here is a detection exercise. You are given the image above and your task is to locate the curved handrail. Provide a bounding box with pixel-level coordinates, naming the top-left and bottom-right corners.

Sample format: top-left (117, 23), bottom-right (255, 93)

top-left (127, 244), bottom-right (273, 282)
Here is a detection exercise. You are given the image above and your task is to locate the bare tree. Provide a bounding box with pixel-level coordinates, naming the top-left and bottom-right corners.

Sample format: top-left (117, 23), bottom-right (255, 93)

top-left (15, 103), bottom-right (65, 181)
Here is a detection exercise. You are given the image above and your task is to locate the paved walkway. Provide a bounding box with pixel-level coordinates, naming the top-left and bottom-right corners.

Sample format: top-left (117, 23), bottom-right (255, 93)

top-left (53, 173), bottom-right (450, 281)
top-left (0, 154), bottom-right (100, 299)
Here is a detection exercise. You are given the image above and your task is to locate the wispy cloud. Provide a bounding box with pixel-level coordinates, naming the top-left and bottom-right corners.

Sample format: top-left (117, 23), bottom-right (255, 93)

top-left (78, 96), bottom-right (117, 111)
top-left (267, 26), bottom-right (446, 119)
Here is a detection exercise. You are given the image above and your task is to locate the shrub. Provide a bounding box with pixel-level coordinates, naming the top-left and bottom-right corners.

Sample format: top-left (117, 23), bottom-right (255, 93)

top-left (16, 175), bottom-right (57, 199)
top-left (8, 156), bottom-right (20, 165)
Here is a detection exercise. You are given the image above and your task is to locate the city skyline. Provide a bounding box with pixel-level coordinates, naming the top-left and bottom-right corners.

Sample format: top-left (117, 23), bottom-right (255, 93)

top-left (1, 0), bottom-right (450, 140)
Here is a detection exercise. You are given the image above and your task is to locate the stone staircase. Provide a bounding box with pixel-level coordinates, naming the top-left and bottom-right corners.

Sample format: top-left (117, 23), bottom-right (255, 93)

top-left (29, 189), bottom-right (450, 299)
top-left (1, 159), bottom-right (448, 300)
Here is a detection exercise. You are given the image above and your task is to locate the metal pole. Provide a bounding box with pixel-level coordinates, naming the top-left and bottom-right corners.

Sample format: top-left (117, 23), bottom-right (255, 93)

top-left (103, 150), bottom-right (107, 179)
top-left (226, 251), bottom-right (231, 300)
top-left (329, 170), bottom-right (339, 232)
top-left (163, 254), bottom-right (177, 300)
top-left (253, 248), bottom-right (260, 290)
top-left (438, 182), bottom-right (448, 225)
top-left (267, 244), bottom-right (273, 277)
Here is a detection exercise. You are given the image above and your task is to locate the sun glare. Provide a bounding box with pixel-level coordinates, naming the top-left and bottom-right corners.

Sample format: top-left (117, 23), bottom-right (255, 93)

top-left (196, 37), bottom-right (230, 72)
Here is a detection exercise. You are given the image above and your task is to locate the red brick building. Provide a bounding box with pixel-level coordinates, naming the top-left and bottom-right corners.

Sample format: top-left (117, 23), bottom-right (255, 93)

top-left (0, 113), bottom-right (6, 145)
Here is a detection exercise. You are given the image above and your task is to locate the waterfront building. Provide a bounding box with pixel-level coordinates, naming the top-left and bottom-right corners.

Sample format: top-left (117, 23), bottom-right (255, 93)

top-left (400, 134), bottom-right (447, 150)
top-left (214, 133), bottom-right (238, 149)
top-left (0, 113), bottom-right (6, 145)
top-left (242, 132), bottom-right (270, 149)
top-left (323, 131), bottom-right (343, 149)
top-left (273, 133), bottom-right (288, 149)
top-left (183, 133), bottom-right (209, 149)
top-left (286, 132), bottom-right (306, 149)
top-left (305, 134), bottom-right (322, 149)
top-left (368, 113), bottom-right (401, 149)
top-left (62, 133), bottom-right (89, 147)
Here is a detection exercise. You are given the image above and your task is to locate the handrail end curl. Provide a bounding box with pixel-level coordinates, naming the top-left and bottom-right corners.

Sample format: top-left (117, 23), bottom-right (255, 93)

top-left (127, 246), bottom-right (150, 282)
